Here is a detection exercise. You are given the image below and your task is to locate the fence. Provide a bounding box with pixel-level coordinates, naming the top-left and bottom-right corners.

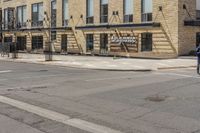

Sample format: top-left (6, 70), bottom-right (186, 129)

top-left (0, 42), bottom-right (18, 58)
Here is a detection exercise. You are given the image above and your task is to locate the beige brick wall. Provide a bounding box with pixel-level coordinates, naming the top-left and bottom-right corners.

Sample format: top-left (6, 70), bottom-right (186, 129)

top-left (1, 0), bottom-right (197, 58)
top-left (178, 0), bottom-right (199, 55)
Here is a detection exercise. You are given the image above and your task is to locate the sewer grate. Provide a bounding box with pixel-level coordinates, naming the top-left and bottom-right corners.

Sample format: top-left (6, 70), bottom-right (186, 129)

top-left (145, 95), bottom-right (168, 102)
top-left (38, 70), bottom-right (48, 72)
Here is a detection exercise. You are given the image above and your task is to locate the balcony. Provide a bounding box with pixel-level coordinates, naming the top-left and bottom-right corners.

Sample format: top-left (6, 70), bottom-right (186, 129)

top-left (32, 21), bottom-right (43, 27)
top-left (16, 22), bottom-right (27, 29)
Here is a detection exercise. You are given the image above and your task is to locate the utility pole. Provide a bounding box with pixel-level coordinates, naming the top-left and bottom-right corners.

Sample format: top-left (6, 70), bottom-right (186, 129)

top-left (44, 11), bottom-right (52, 61)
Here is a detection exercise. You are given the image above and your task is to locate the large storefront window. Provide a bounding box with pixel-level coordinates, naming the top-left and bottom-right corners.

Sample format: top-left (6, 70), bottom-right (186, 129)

top-left (32, 3), bottom-right (43, 27)
top-left (63, 0), bottom-right (69, 26)
top-left (124, 0), bottom-right (133, 23)
top-left (17, 5), bottom-right (27, 28)
top-left (32, 36), bottom-right (43, 50)
top-left (86, 0), bottom-right (94, 24)
top-left (100, 0), bottom-right (108, 23)
top-left (86, 34), bottom-right (94, 52)
top-left (141, 33), bottom-right (152, 51)
top-left (141, 0), bottom-right (152, 22)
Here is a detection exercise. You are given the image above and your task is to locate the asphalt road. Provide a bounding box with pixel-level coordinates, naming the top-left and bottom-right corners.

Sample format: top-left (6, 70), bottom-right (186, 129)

top-left (0, 61), bottom-right (200, 133)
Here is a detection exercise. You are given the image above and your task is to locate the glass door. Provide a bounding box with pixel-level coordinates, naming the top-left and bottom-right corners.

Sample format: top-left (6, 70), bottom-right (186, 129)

top-left (61, 34), bottom-right (67, 53)
top-left (100, 34), bottom-right (108, 55)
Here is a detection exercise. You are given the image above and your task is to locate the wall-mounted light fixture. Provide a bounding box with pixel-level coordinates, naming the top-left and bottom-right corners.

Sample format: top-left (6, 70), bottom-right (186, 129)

top-left (159, 6), bottom-right (162, 11)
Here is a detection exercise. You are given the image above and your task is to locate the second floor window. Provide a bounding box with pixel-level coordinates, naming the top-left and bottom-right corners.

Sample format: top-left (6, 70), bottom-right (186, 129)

top-left (4, 8), bottom-right (15, 30)
top-left (197, 0), bottom-right (200, 19)
top-left (63, 0), bottom-right (69, 26)
top-left (142, 0), bottom-right (152, 22)
top-left (17, 5), bottom-right (27, 28)
top-left (86, 0), bottom-right (94, 24)
top-left (32, 3), bottom-right (43, 27)
top-left (124, 0), bottom-right (133, 23)
top-left (51, 0), bottom-right (56, 28)
top-left (100, 0), bottom-right (108, 23)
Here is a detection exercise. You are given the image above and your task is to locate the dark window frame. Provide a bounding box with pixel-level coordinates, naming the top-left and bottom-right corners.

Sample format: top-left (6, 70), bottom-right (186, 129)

top-left (61, 34), bottom-right (68, 52)
top-left (51, 0), bottom-right (56, 28)
top-left (123, 0), bottom-right (133, 23)
top-left (51, 0), bottom-right (57, 41)
top-left (86, 0), bottom-right (94, 24)
top-left (100, 33), bottom-right (108, 50)
top-left (86, 34), bottom-right (94, 52)
top-left (196, 32), bottom-right (200, 47)
top-left (100, 0), bottom-right (108, 23)
top-left (62, 0), bottom-right (69, 26)
top-left (197, 10), bottom-right (200, 20)
top-left (31, 2), bottom-right (43, 27)
top-left (141, 0), bottom-right (152, 22)
top-left (16, 36), bottom-right (27, 51)
top-left (32, 36), bottom-right (43, 50)
top-left (4, 8), bottom-right (15, 30)
top-left (141, 33), bottom-right (153, 52)
top-left (16, 5), bottom-right (27, 28)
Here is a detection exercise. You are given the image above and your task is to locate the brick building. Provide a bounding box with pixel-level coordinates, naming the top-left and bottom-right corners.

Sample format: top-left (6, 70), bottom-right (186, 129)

top-left (0, 0), bottom-right (200, 58)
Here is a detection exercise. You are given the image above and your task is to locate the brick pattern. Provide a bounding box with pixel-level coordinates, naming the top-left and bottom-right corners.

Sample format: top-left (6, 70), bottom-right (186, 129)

top-left (0, 0), bottom-right (199, 58)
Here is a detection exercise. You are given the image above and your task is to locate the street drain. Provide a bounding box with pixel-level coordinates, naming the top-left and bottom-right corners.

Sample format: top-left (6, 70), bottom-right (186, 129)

top-left (31, 86), bottom-right (47, 89)
top-left (39, 70), bottom-right (48, 72)
top-left (145, 95), bottom-right (168, 102)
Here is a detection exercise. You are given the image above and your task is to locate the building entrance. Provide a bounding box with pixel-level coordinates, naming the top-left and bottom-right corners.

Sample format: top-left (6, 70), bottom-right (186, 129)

top-left (100, 34), bottom-right (108, 55)
top-left (61, 34), bottom-right (67, 53)
top-left (17, 36), bottom-right (26, 51)
top-left (196, 33), bottom-right (200, 47)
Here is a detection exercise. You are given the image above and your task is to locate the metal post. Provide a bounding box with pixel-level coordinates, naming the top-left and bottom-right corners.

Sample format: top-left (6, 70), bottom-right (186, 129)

top-left (44, 11), bottom-right (52, 61)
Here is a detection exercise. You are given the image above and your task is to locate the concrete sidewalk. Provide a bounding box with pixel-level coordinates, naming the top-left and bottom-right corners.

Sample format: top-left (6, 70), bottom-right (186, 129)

top-left (0, 53), bottom-right (197, 71)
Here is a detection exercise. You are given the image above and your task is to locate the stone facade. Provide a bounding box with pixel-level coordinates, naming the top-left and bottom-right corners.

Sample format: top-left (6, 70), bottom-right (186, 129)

top-left (0, 0), bottom-right (199, 58)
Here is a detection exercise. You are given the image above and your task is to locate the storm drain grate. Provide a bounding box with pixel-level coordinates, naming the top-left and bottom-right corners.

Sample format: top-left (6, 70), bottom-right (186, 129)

top-left (145, 95), bottom-right (168, 102)
top-left (38, 70), bottom-right (48, 72)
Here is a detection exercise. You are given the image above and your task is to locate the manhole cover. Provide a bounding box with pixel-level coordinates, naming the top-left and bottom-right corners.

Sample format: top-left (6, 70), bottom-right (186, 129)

top-left (145, 95), bottom-right (168, 102)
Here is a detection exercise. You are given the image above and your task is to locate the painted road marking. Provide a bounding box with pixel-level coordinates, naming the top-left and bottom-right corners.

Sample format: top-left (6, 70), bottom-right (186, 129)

top-left (85, 74), bottom-right (152, 82)
top-left (0, 70), bottom-right (12, 74)
top-left (0, 95), bottom-right (121, 133)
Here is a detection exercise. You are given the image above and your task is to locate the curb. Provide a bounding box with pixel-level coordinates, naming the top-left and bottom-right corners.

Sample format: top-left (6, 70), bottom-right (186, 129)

top-left (158, 66), bottom-right (196, 70)
top-left (0, 59), bottom-right (155, 72)
top-left (0, 58), bottom-right (196, 71)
